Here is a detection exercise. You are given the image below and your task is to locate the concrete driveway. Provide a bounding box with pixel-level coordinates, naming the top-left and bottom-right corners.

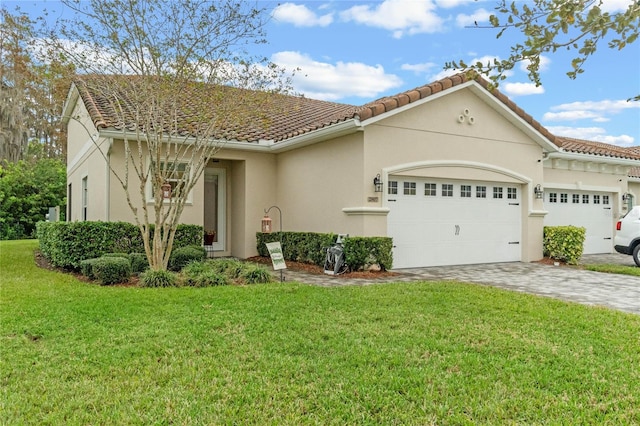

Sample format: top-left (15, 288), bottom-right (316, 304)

top-left (282, 253), bottom-right (640, 315)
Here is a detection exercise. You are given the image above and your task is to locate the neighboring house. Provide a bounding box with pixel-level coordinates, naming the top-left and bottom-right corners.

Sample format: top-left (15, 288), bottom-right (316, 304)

top-left (63, 73), bottom-right (640, 268)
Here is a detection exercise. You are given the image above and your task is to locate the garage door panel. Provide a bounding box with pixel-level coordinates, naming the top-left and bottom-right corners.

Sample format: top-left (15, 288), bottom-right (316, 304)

top-left (388, 177), bottom-right (522, 268)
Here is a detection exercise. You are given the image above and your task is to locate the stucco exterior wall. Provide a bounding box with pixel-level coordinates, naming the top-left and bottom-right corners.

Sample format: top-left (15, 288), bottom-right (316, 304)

top-left (275, 133), bottom-right (366, 236)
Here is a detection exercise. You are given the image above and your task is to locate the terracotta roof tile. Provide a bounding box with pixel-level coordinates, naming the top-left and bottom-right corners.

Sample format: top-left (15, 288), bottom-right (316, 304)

top-left (555, 137), bottom-right (640, 160)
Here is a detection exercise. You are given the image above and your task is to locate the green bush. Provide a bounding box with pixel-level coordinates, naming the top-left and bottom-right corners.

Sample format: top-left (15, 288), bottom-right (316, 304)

top-left (256, 232), bottom-right (393, 270)
top-left (36, 221), bottom-right (203, 270)
top-left (184, 268), bottom-right (229, 287)
top-left (91, 257), bottom-right (132, 285)
top-left (209, 258), bottom-right (246, 278)
top-left (128, 253), bottom-right (149, 274)
top-left (240, 264), bottom-right (273, 284)
top-left (169, 245), bottom-right (207, 271)
top-left (543, 226), bottom-right (586, 265)
top-left (140, 269), bottom-right (178, 288)
top-left (79, 258), bottom-right (101, 279)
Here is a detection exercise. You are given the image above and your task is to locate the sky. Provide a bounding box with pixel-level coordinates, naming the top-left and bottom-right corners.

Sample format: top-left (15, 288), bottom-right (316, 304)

top-left (7, 0), bottom-right (640, 147)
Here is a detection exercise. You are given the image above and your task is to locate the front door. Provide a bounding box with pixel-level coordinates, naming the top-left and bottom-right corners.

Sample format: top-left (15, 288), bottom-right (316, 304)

top-left (204, 168), bottom-right (226, 252)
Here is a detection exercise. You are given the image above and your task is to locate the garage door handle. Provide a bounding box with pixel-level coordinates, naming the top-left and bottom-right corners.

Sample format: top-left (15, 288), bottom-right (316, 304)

top-left (509, 203), bottom-right (520, 206)
top-left (604, 237), bottom-right (612, 240)
top-left (508, 241), bottom-right (520, 244)
top-left (604, 207), bottom-right (611, 210)
top-left (388, 199), bottom-right (396, 202)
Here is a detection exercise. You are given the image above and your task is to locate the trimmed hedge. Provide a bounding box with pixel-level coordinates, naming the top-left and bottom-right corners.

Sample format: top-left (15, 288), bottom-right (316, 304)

top-left (36, 221), bottom-right (202, 270)
top-left (91, 257), bottom-right (132, 285)
top-left (256, 232), bottom-right (393, 271)
top-left (169, 245), bottom-right (207, 271)
top-left (543, 226), bottom-right (586, 265)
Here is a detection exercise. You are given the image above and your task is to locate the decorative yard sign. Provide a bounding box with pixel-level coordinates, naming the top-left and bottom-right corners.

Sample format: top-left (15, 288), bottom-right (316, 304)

top-left (265, 242), bottom-right (287, 270)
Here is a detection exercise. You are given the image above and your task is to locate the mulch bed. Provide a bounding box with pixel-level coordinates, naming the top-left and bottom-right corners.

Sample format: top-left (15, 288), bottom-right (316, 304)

top-left (246, 256), bottom-right (399, 279)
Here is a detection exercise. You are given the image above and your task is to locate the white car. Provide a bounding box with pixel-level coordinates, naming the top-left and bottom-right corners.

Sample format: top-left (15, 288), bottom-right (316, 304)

top-left (614, 206), bottom-right (640, 266)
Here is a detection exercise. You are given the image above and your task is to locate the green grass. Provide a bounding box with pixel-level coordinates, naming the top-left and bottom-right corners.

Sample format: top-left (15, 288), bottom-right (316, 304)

top-left (583, 263), bottom-right (640, 276)
top-left (2, 240), bottom-right (639, 425)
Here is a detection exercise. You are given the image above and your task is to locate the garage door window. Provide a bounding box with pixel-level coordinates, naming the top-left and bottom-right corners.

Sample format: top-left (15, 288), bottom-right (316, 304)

top-left (404, 182), bottom-right (416, 195)
top-left (603, 195), bottom-right (610, 205)
top-left (582, 194), bottom-right (589, 204)
top-left (573, 194), bottom-right (580, 203)
top-left (549, 193), bottom-right (557, 203)
top-left (493, 187), bottom-right (503, 199)
top-left (593, 195), bottom-right (600, 204)
top-left (560, 193), bottom-right (568, 203)
top-left (425, 183), bottom-right (436, 196)
top-left (442, 184), bottom-right (453, 197)
top-left (461, 185), bottom-right (471, 197)
top-left (508, 187), bottom-right (518, 200)
top-left (476, 186), bottom-right (486, 198)
top-left (388, 181), bottom-right (398, 195)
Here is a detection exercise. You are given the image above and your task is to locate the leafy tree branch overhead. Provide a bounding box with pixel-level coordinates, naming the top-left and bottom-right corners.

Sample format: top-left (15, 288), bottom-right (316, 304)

top-left (446, 0), bottom-right (640, 101)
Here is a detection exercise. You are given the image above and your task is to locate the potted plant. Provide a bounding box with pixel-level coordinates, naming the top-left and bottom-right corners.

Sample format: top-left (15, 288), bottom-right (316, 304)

top-left (204, 229), bottom-right (216, 245)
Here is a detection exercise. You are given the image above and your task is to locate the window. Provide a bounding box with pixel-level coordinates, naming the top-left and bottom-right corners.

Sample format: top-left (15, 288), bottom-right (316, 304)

top-left (603, 195), bottom-right (610, 205)
top-left (476, 186), bottom-right (486, 198)
top-left (560, 193), bottom-right (568, 203)
top-left (572, 194), bottom-right (580, 204)
top-left (460, 185), bottom-right (471, 198)
top-left (507, 187), bottom-right (518, 200)
top-left (442, 184), bottom-right (453, 197)
top-left (82, 176), bottom-right (88, 221)
top-left (424, 183), bottom-right (436, 196)
top-left (549, 193), bottom-right (557, 203)
top-left (67, 183), bottom-right (72, 222)
top-left (161, 161), bottom-right (188, 198)
top-left (582, 194), bottom-right (589, 204)
top-left (493, 187), bottom-right (503, 199)
top-left (593, 195), bottom-right (600, 204)
top-left (388, 181), bottom-right (398, 195)
top-left (403, 182), bottom-right (416, 195)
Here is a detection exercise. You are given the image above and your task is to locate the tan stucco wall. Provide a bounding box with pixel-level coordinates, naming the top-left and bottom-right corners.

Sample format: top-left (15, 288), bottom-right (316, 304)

top-left (627, 180), bottom-right (640, 210)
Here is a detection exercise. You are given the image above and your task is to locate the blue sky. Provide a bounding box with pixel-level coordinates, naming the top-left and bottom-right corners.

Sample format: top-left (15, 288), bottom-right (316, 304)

top-left (8, 0), bottom-right (640, 147)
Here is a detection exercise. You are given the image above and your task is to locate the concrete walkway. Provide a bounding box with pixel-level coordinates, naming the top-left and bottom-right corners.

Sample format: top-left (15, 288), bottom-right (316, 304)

top-left (279, 253), bottom-right (640, 315)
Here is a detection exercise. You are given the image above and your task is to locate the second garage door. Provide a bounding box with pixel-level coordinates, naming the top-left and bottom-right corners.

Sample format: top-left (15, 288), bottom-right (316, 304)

top-left (387, 177), bottom-right (522, 268)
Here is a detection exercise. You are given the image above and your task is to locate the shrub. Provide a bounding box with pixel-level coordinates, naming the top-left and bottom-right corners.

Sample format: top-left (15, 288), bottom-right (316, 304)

top-left (169, 245), bottom-right (206, 271)
top-left (102, 252), bottom-right (130, 259)
top-left (543, 226), bottom-right (586, 265)
top-left (209, 258), bottom-right (246, 278)
top-left (128, 253), bottom-right (149, 274)
top-left (240, 264), bottom-right (273, 284)
top-left (91, 257), bottom-right (132, 285)
top-left (344, 237), bottom-right (393, 271)
top-left (140, 269), bottom-right (178, 288)
top-left (185, 269), bottom-right (229, 287)
top-left (79, 258), bottom-right (101, 279)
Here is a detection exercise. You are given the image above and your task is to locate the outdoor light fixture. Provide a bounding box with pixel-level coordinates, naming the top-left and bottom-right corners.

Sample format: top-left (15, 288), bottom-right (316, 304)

top-left (534, 184), bottom-right (544, 199)
top-left (373, 174), bottom-right (383, 193)
top-left (622, 193), bottom-right (630, 202)
top-left (262, 205), bottom-right (283, 234)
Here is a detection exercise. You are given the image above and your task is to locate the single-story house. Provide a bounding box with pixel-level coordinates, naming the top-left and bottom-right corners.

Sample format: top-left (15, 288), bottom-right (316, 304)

top-left (63, 73), bottom-right (640, 268)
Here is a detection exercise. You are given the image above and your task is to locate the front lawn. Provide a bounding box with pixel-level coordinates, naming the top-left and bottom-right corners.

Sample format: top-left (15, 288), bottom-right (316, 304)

top-left (583, 263), bottom-right (640, 276)
top-left (2, 240), bottom-right (639, 424)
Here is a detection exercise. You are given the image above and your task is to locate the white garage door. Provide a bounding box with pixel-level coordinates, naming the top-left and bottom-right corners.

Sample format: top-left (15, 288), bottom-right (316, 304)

top-left (544, 190), bottom-right (613, 254)
top-left (387, 177), bottom-right (522, 268)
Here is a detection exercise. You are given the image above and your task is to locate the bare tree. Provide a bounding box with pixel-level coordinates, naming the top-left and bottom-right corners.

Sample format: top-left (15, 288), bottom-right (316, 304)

top-left (49, 0), bottom-right (292, 270)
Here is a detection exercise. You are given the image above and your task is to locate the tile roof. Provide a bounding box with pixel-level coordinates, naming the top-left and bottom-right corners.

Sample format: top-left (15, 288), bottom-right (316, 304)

top-left (74, 73), bottom-right (638, 166)
top-left (554, 137), bottom-right (640, 160)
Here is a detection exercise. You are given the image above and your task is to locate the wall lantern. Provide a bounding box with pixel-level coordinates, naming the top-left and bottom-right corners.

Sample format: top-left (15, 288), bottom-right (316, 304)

top-left (261, 214), bottom-right (272, 233)
top-left (373, 174), bottom-right (383, 193)
top-left (161, 182), bottom-right (172, 199)
top-left (534, 184), bottom-right (544, 199)
top-left (622, 193), bottom-right (630, 202)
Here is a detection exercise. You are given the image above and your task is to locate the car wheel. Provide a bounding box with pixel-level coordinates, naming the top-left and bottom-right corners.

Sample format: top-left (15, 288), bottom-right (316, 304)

top-left (633, 245), bottom-right (640, 267)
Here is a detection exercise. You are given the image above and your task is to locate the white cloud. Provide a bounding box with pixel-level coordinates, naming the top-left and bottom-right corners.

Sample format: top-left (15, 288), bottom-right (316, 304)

top-left (546, 126), bottom-right (635, 147)
top-left (436, 0), bottom-right (474, 8)
top-left (544, 99), bottom-right (640, 122)
top-left (271, 51), bottom-right (403, 101)
top-left (401, 62), bottom-right (439, 74)
top-left (455, 8), bottom-right (491, 27)
top-left (339, 0), bottom-right (444, 38)
top-left (599, 0), bottom-right (634, 13)
top-left (502, 82), bottom-right (545, 97)
top-left (272, 3), bottom-right (333, 27)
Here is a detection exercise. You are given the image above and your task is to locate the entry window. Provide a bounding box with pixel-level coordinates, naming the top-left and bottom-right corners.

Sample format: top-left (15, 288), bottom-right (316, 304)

top-left (549, 193), bottom-right (557, 203)
top-left (582, 194), bottom-right (589, 204)
top-left (476, 186), bottom-right (486, 198)
top-left (159, 161), bottom-right (188, 199)
top-left (424, 183), bottom-right (436, 196)
top-left (593, 195), bottom-right (601, 204)
top-left (493, 187), bottom-right (503, 199)
top-left (603, 195), bottom-right (610, 205)
top-left (507, 187), bottom-right (517, 200)
top-left (388, 181), bottom-right (398, 195)
top-left (572, 194), bottom-right (580, 204)
top-left (442, 184), bottom-right (453, 197)
top-left (460, 185), bottom-right (471, 198)
top-left (560, 193), bottom-right (568, 203)
top-left (403, 182), bottom-right (416, 195)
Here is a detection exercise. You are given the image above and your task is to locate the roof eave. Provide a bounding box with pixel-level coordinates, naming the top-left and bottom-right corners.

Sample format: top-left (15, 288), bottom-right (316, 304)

top-left (548, 150), bottom-right (640, 167)
top-left (61, 82), bottom-right (80, 126)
